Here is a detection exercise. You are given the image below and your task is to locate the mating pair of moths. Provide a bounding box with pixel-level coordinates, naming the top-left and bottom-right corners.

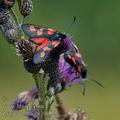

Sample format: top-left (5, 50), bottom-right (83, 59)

top-left (21, 23), bottom-right (91, 95)
top-left (22, 24), bottom-right (87, 77)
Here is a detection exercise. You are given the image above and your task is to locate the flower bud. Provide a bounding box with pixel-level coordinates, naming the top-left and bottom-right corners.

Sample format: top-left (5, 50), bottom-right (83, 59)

top-left (18, 0), bottom-right (33, 18)
top-left (0, 0), bottom-right (15, 9)
top-left (4, 28), bottom-right (18, 43)
top-left (12, 87), bottom-right (38, 110)
top-left (1, 10), bottom-right (19, 44)
top-left (0, 5), bottom-right (10, 24)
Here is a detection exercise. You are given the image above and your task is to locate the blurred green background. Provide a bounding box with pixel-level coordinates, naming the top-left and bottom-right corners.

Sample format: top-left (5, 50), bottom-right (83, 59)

top-left (0, 0), bottom-right (120, 119)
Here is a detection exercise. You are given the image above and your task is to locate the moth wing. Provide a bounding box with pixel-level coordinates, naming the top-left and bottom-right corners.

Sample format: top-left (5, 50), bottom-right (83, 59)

top-left (21, 24), bottom-right (45, 38)
top-left (34, 40), bottom-right (61, 64)
top-left (64, 50), bottom-right (84, 72)
top-left (21, 24), bottom-right (58, 44)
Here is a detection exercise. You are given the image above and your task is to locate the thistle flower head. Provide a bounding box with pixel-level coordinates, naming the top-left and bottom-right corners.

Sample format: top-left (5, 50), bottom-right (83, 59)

top-left (0, 9), bottom-right (20, 44)
top-left (5, 28), bottom-right (18, 43)
top-left (12, 87), bottom-right (38, 110)
top-left (17, 0), bottom-right (33, 18)
top-left (15, 40), bottom-right (41, 73)
top-left (59, 55), bottom-right (81, 87)
top-left (0, 5), bottom-right (10, 24)
top-left (15, 40), bottom-right (34, 59)
top-left (60, 35), bottom-right (87, 72)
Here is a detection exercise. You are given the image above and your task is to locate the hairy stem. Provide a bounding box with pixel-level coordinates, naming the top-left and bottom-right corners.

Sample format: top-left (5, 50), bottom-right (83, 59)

top-left (33, 73), bottom-right (48, 120)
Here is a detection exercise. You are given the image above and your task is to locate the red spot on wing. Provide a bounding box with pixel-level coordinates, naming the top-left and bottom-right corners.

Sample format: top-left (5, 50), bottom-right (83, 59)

top-left (40, 52), bottom-right (45, 58)
top-left (48, 30), bottom-right (54, 35)
top-left (71, 57), bottom-right (76, 65)
top-left (40, 28), bottom-right (44, 31)
top-left (76, 53), bottom-right (81, 58)
top-left (43, 46), bottom-right (51, 51)
top-left (32, 38), bottom-right (49, 44)
top-left (30, 26), bottom-right (36, 32)
top-left (36, 41), bottom-right (49, 51)
top-left (52, 41), bottom-right (60, 47)
top-left (67, 55), bottom-right (72, 59)
top-left (37, 31), bottom-right (43, 36)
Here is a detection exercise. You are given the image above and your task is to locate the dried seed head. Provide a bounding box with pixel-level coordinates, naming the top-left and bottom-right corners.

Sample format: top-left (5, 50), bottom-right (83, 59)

top-left (15, 40), bottom-right (34, 58)
top-left (0, 9), bottom-right (20, 44)
top-left (5, 28), bottom-right (18, 43)
top-left (15, 40), bottom-right (41, 73)
top-left (0, 6), bottom-right (10, 24)
top-left (18, 0), bottom-right (33, 17)
top-left (0, 0), bottom-right (15, 9)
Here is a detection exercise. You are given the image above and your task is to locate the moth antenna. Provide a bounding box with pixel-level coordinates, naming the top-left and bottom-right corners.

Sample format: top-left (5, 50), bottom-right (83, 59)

top-left (66, 16), bottom-right (76, 34)
top-left (90, 78), bottom-right (104, 88)
top-left (70, 16), bottom-right (76, 26)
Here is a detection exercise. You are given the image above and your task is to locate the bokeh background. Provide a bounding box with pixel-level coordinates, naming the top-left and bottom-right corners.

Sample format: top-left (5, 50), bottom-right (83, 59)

top-left (0, 0), bottom-right (120, 120)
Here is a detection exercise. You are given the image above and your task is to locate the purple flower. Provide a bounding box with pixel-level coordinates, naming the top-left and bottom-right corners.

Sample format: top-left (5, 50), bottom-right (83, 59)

top-left (58, 35), bottom-right (86, 87)
top-left (59, 54), bottom-right (81, 87)
top-left (27, 107), bottom-right (37, 120)
top-left (12, 87), bottom-right (38, 110)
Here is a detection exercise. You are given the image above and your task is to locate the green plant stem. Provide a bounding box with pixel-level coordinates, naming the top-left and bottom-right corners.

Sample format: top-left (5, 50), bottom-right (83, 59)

top-left (10, 9), bottom-right (24, 38)
top-left (33, 73), bottom-right (48, 120)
